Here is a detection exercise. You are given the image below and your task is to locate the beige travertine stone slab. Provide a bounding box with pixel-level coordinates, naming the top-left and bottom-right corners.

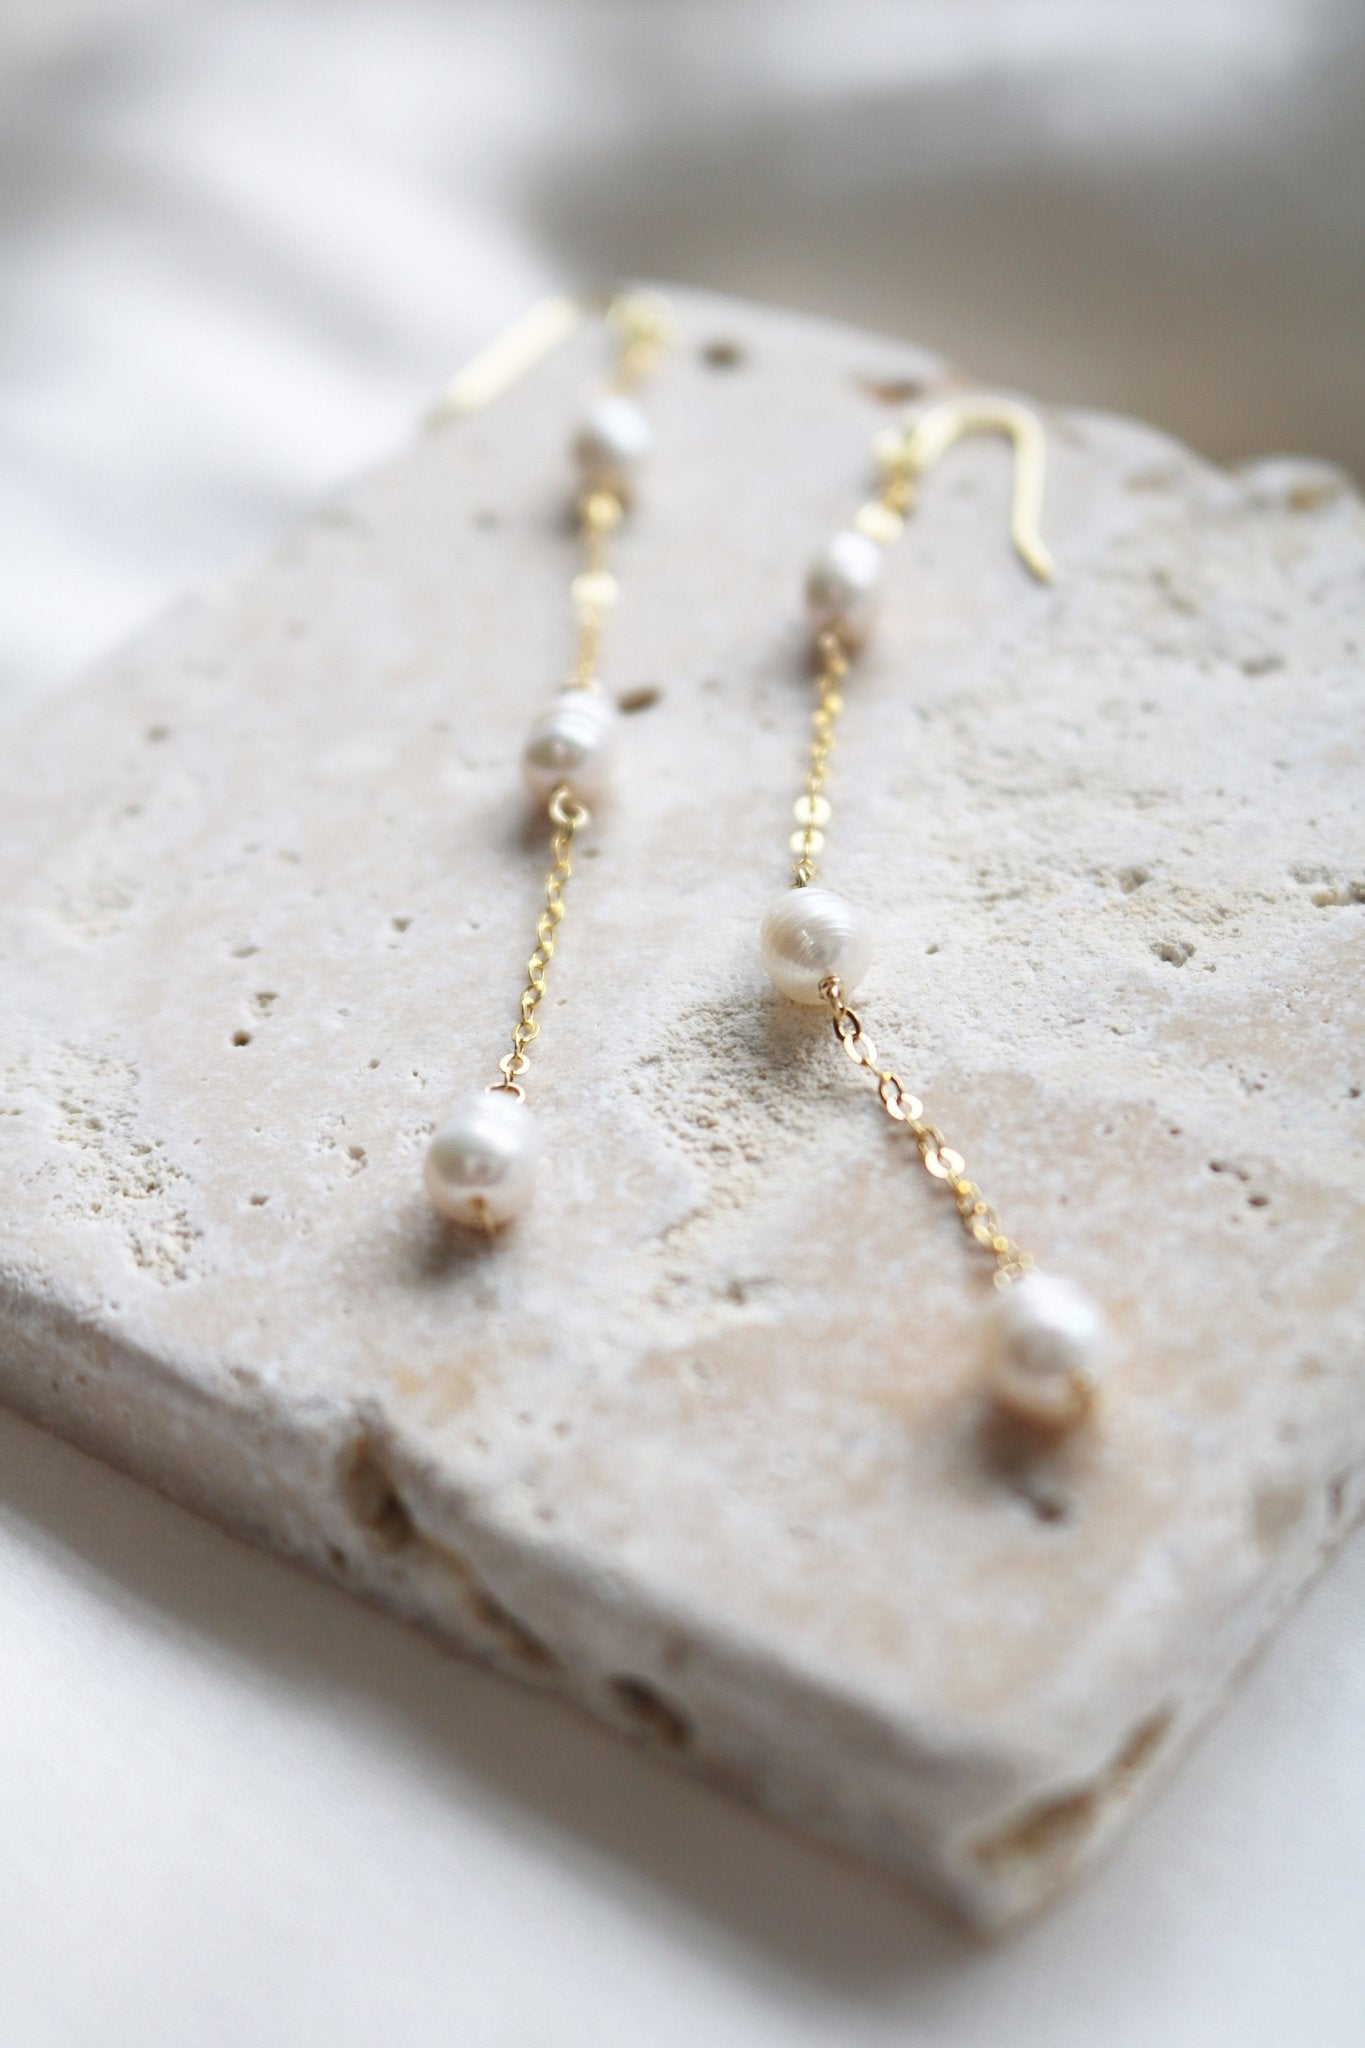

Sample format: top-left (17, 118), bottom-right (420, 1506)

top-left (1, 289), bottom-right (1362, 1928)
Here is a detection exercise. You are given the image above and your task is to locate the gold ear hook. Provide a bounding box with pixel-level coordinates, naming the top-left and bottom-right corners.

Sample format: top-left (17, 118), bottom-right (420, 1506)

top-left (880, 395), bottom-right (1056, 583)
top-left (431, 294), bottom-right (591, 418)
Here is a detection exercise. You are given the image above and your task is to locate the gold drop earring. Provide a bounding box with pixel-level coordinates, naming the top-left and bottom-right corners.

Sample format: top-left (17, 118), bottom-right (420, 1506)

top-left (758, 397), bottom-right (1110, 1430)
top-left (423, 290), bottom-right (673, 1231)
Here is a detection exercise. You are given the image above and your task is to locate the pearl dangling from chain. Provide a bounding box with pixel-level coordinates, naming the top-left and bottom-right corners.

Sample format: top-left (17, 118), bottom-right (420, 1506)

top-left (425, 1091), bottom-right (540, 1230)
top-left (985, 1273), bottom-right (1108, 1429)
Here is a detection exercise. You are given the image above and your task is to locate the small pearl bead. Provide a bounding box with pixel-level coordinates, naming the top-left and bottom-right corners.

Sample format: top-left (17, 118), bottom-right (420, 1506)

top-left (522, 690), bottom-right (616, 805)
top-left (425, 1091), bottom-right (540, 1230)
top-left (986, 1273), bottom-right (1108, 1430)
top-left (573, 394), bottom-right (651, 491)
top-left (760, 885), bottom-right (872, 1005)
top-left (805, 529), bottom-right (884, 640)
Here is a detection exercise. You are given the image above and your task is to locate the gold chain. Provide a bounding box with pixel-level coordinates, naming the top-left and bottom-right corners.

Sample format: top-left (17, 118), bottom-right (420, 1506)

top-left (791, 630), bottom-right (847, 884)
top-left (779, 415), bottom-right (1044, 1280)
top-left (821, 977), bottom-right (1031, 1282)
top-left (492, 290), bottom-right (670, 1097)
top-left (566, 487), bottom-right (621, 687)
top-left (495, 483), bottom-right (615, 1093)
top-left (497, 789), bottom-right (588, 1092)
top-left (790, 448), bottom-right (913, 887)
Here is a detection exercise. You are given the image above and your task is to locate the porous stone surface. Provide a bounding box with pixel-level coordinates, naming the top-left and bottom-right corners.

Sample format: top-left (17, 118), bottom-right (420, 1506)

top-left (1, 289), bottom-right (1362, 1928)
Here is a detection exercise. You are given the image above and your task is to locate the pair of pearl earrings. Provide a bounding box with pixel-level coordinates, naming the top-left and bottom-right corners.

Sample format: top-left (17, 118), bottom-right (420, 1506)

top-left (424, 299), bottom-right (1108, 1434)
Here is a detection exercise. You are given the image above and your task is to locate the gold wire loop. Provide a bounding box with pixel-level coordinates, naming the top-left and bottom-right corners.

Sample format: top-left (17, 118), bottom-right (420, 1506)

top-left (548, 787), bottom-right (590, 830)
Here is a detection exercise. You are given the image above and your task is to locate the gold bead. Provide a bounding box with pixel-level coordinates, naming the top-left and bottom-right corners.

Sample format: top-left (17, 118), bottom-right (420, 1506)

top-left (793, 794), bottom-right (831, 827)
top-left (581, 489), bottom-right (624, 532)
top-left (571, 570), bottom-right (619, 613)
top-left (873, 427), bottom-right (909, 472)
top-left (853, 500), bottom-right (905, 545)
top-left (610, 289), bottom-right (675, 352)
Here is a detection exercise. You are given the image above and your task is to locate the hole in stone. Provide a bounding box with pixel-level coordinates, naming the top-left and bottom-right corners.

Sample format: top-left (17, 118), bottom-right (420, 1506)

top-left (1152, 937), bottom-right (1194, 966)
top-left (617, 685), bottom-right (661, 713)
top-left (339, 1436), bottom-right (415, 1550)
top-left (1253, 1480), bottom-right (1307, 1551)
top-left (231, 1030), bottom-right (252, 1047)
top-left (858, 373), bottom-right (925, 405)
top-left (608, 1675), bottom-right (693, 1750)
top-left (1248, 1192), bottom-right (1270, 1208)
top-left (701, 338), bottom-right (745, 369)
top-left (248, 1192), bottom-right (269, 1206)
top-left (392, 915), bottom-right (412, 932)
top-left (468, 1587), bottom-right (558, 1671)
top-left (969, 1708), bottom-right (1173, 1889)
top-left (1327, 1470), bottom-right (1351, 1525)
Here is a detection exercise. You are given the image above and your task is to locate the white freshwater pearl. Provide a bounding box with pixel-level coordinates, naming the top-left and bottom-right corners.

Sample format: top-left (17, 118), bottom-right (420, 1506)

top-left (804, 529), bottom-right (884, 639)
top-left (521, 689), bottom-right (616, 805)
top-left (573, 393), bottom-right (651, 490)
top-left (424, 1090), bottom-right (540, 1229)
top-left (985, 1273), bottom-right (1108, 1430)
top-left (760, 885), bottom-right (873, 1005)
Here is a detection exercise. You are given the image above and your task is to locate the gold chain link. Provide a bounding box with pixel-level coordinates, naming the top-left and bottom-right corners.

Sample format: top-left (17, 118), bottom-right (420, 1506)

top-left (820, 976), bottom-right (1031, 1281)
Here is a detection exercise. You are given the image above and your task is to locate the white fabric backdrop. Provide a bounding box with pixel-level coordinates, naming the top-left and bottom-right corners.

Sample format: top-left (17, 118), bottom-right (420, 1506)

top-left (1, 4), bottom-right (1362, 2042)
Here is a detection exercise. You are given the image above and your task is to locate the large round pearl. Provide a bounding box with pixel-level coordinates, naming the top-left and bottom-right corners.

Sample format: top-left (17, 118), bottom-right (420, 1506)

top-left (424, 1091), bottom-right (540, 1229)
top-left (522, 689), bottom-right (616, 804)
top-left (760, 885), bottom-right (873, 1004)
top-left (573, 393), bottom-right (651, 491)
top-left (985, 1273), bottom-right (1108, 1430)
top-left (804, 529), bottom-right (884, 639)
